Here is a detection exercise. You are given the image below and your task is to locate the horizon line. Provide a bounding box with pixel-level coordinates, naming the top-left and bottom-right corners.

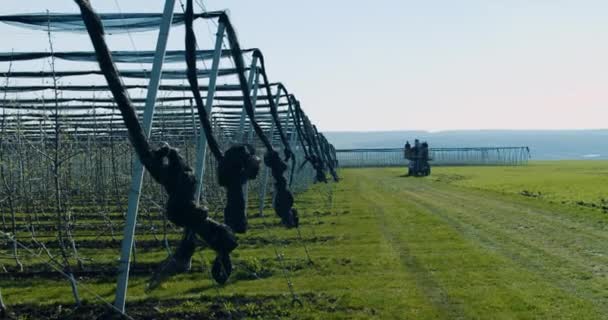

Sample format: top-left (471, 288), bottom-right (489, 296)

top-left (325, 128), bottom-right (608, 133)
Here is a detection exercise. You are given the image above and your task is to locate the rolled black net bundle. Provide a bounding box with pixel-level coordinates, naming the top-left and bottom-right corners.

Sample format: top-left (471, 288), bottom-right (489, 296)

top-left (264, 150), bottom-right (299, 227)
top-left (217, 144), bottom-right (261, 233)
top-left (293, 100), bottom-right (327, 183)
top-left (316, 130), bottom-right (339, 182)
top-left (75, 0), bottom-right (240, 286)
top-left (252, 53), bottom-right (300, 228)
top-left (145, 145), bottom-right (238, 288)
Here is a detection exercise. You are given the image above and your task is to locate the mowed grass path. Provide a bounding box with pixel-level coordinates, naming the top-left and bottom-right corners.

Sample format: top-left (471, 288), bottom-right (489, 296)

top-left (431, 161), bottom-right (608, 206)
top-left (3, 163), bottom-right (608, 319)
top-left (341, 166), bottom-right (608, 319)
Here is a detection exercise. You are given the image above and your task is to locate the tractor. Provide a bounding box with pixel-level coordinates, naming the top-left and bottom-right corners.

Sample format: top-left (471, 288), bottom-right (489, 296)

top-left (404, 139), bottom-right (431, 177)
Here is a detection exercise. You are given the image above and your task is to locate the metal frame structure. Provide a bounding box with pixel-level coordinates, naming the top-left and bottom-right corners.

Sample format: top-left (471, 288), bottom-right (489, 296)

top-left (336, 147), bottom-right (531, 168)
top-left (115, 0), bottom-right (176, 310)
top-left (193, 22), bottom-right (226, 202)
top-left (0, 3), bottom-right (329, 316)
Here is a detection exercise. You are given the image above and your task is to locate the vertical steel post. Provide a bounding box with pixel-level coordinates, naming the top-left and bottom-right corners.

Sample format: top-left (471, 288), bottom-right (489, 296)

top-left (258, 91), bottom-right (283, 216)
top-left (240, 70), bottom-right (260, 213)
top-left (287, 106), bottom-right (298, 147)
top-left (245, 71), bottom-right (261, 141)
top-left (276, 97), bottom-right (294, 191)
top-left (287, 105), bottom-right (300, 184)
top-left (114, 0), bottom-right (175, 312)
top-left (284, 104), bottom-right (298, 185)
top-left (194, 22), bottom-right (226, 202)
top-left (236, 56), bottom-right (259, 142)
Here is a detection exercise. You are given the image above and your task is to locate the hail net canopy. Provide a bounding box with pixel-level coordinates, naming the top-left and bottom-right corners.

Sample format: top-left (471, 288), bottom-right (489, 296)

top-left (0, 12), bottom-right (297, 146)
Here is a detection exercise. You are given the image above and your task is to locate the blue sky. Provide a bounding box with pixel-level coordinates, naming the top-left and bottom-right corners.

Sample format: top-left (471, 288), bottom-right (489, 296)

top-left (2, 0), bottom-right (608, 131)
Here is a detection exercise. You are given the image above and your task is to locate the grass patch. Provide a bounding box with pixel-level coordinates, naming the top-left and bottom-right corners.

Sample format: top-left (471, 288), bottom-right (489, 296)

top-left (3, 162), bottom-right (608, 319)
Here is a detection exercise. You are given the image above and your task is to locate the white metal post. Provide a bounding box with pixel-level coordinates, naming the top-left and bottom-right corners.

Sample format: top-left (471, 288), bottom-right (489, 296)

top-left (240, 69), bottom-right (260, 214)
top-left (245, 71), bottom-right (261, 141)
top-left (114, 0), bottom-right (175, 312)
top-left (277, 101), bottom-right (294, 192)
top-left (257, 91), bottom-right (283, 216)
top-left (194, 22), bottom-right (226, 202)
top-left (285, 104), bottom-right (298, 185)
top-left (236, 56), bottom-right (259, 142)
top-left (287, 105), bottom-right (299, 186)
top-left (287, 104), bottom-right (299, 149)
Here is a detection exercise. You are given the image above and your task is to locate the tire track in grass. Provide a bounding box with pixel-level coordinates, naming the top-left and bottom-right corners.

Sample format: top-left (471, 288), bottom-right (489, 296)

top-left (350, 169), bottom-right (603, 319)
top-left (421, 181), bottom-right (608, 243)
top-left (346, 177), bottom-right (445, 319)
top-left (382, 170), bottom-right (608, 273)
top-left (418, 182), bottom-right (608, 271)
top-left (375, 201), bottom-right (467, 319)
top-left (365, 190), bottom-right (541, 319)
top-left (404, 182), bottom-right (608, 315)
top-left (412, 181), bottom-right (608, 270)
top-left (355, 177), bottom-right (467, 319)
top-left (385, 178), bottom-right (606, 317)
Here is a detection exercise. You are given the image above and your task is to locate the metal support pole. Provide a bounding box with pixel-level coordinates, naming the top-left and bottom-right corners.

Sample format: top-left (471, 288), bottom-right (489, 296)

top-left (240, 69), bottom-right (260, 214)
top-left (287, 106), bottom-right (298, 147)
top-left (275, 99), bottom-right (294, 192)
top-left (114, 0), bottom-right (175, 312)
top-left (285, 104), bottom-right (298, 186)
top-left (194, 22), bottom-right (226, 202)
top-left (236, 56), bottom-right (259, 142)
top-left (258, 92), bottom-right (283, 216)
top-left (287, 104), bottom-right (300, 171)
top-left (245, 71), bottom-right (261, 142)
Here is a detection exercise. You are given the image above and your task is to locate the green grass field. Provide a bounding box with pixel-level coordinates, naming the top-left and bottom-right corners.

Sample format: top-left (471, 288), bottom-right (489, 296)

top-left (3, 161), bottom-right (608, 319)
